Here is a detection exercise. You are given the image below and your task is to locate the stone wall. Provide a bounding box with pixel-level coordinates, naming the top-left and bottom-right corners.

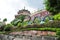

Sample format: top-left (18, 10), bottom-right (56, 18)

top-left (10, 31), bottom-right (56, 36)
top-left (0, 34), bottom-right (58, 40)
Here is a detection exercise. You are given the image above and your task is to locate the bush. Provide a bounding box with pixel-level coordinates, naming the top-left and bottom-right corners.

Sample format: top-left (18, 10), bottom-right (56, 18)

top-left (4, 24), bottom-right (13, 31)
top-left (56, 31), bottom-right (60, 40)
top-left (0, 22), bottom-right (6, 31)
top-left (17, 22), bottom-right (22, 27)
top-left (53, 13), bottom-right (60, 20)
top-left (23, 20), bottom-right (60, 28)
top-left (56, 31), bottom-right (60, 36)
top-left (45, 20), bottom-right (60, 28)
top-left (57, 37), bottom-right (60, 40)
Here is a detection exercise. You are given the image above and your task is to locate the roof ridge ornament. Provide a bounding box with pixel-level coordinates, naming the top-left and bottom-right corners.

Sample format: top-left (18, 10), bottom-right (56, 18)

top-left (24, 6), bottom-right (25, 10)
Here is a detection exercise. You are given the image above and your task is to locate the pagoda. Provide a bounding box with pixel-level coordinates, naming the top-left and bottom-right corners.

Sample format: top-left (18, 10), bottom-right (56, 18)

top-left (15, 8), bottom-right (31, 18)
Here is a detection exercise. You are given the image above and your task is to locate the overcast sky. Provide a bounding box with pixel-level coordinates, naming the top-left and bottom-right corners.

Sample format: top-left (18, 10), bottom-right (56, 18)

top-left (0, 0), bottom-right (45, 23)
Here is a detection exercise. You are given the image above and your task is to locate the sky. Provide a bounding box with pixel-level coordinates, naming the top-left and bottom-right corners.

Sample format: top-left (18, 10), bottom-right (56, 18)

top-left (0, 0), bottom-right (45, 23)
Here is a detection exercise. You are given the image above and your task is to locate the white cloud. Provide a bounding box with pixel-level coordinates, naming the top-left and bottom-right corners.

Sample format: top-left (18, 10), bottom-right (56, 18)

top-left (0, 0), bottom-right (36, 23)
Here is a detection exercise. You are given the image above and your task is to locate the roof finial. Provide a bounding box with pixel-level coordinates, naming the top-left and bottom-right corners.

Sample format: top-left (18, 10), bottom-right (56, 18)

top-left (37, 8), bottom-right (40, 12)
top-left (24, 6), bottom-right (25, 10)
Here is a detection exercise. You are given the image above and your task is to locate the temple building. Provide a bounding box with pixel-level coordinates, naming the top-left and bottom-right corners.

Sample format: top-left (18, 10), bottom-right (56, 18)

top-left (15, 8), bottom-right (52, 24)
top-left (15, 9), bottom-right (31, 18)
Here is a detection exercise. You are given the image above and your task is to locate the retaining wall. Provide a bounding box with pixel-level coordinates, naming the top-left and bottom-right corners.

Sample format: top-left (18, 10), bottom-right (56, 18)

top-left (0, 34), bottom-right (58, 40)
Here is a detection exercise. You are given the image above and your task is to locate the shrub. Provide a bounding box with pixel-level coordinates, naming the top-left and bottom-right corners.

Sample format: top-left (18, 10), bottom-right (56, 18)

top-left (0, 22), bottom-right (6, 31)
top-left (57, 37), bottom-right (60, 40)
top-left (45, 20), bottom-right (60, 28)
top-left (56, 31), bottom-right (60, 40)
top-left (56, 31), bottom-right (60, 36)
top-left (53, 13), bottom-right (60, 20)
top-left (23, 20), bottom-right (60, 28)
top-left (4, 24), bottom-right (13, 31)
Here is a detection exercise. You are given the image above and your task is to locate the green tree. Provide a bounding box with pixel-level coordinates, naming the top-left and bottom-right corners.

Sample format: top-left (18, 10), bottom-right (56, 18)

top-left (17, 15), bottom-right (26, 22)
top-left (11, 19), bottom-right (21, 26)
top-left (11, 15), bottom-right (26, 26)
top-left (44, 0), bottom-right (60, 15)
top-left (3, 18), bottom-right (7, 22)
